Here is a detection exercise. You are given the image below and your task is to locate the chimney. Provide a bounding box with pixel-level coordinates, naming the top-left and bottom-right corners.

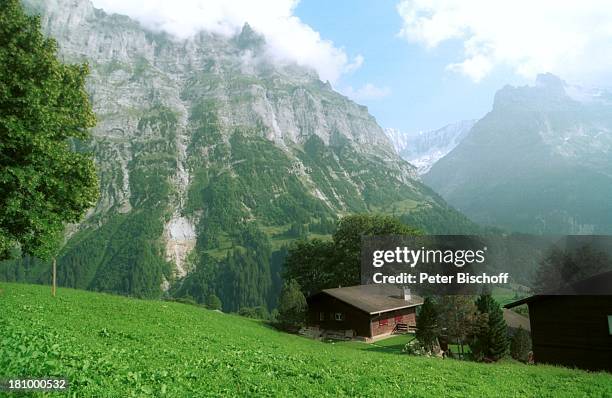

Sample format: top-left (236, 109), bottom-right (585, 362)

top-left (402, 286), bottom-right (411, 301)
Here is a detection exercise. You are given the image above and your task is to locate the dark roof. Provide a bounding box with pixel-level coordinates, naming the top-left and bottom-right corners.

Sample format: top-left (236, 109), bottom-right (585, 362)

top-left (505, 270), bottom-right (612, 308)
top-left (311, 284), bottom-right (423, 315)
top-left (504, 295), bottom-right (538, 308)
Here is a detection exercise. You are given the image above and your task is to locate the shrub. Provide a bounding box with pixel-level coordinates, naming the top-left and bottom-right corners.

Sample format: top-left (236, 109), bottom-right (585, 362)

top-left (238, 306), bottom-right (270, 320)
top-left (205, 293), bottom-right (222, 311)
top-left (510, 326), bottom-right (532, 363)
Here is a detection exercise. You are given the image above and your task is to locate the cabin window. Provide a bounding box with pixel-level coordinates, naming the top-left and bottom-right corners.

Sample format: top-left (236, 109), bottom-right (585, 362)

top-left (379, 318), bottom-right (388, 326)
top-left (335, 312), bottom-right (344, 321)
top-left (319, 312), bottom-right (325, 321)
top-left (608, 315), bottom-right (612, 335)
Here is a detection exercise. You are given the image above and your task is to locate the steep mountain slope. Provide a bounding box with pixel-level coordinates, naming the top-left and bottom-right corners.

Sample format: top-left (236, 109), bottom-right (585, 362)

top-left (425, 74), bottom-right (612, 234)
top-left (384, 127), bottom-right (410, 154)
top-left (1, 0), bottom-right (476, 306)
top-left (387, 121), bottom-right (476, 174)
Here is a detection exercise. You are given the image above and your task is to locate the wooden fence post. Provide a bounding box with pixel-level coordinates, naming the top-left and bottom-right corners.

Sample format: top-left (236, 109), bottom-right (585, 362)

top-left (52, 258), bottom-right (56, 297)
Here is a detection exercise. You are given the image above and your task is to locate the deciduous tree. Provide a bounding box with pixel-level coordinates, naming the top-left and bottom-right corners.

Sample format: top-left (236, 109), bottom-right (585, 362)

top-left (0, 0), bottom-right (99, 261)
top-left (437, 295), bottom-right (485, 359)
top-left (284, 214), bottom-right (421, 295)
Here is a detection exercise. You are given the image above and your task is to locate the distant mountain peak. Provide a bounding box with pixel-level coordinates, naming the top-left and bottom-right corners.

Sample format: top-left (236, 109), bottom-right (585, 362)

top-left (425, 76), bottom-right (612, 235)
top-left (536, 73), bottom-right (565, 89)
top-left (493, 73), bottom-right (570, 110)
top-left (535, 73), bottom-right (567, 97)
top-left (235, 22), bottom-right (265, 50)
top-left (385, 120), bottom-right (476, 174)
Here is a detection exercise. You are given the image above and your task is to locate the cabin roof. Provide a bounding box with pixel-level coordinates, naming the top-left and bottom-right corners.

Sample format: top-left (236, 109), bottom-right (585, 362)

top-left (504, 270), bottom-right (612, 308)
top-left (310, 284), bottom-right (423, 315)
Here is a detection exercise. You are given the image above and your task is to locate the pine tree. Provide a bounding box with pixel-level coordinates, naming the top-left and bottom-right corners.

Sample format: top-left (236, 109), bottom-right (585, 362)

top-left (472, 293), bottom-right (509, 361)
top-left (276, 279), bottom-right (307, 331)
top-left (415, 297), bottom-right (440, 353)
top-left (510, 326), bottom-right (532, 363)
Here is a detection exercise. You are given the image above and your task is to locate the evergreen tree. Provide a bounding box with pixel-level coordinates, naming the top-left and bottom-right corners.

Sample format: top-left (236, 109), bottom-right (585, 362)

top-left (510, 326), bottom-right (532, 363)
top-left (285, 222), bottom-right (309, 238)
top-left (471, 293), bottom-right (509, 361)
top-left (415, 297), bottom-right (440, 353)
top-left (0, 0), bottom-right (99, 260)
top-left (205, 293), bottom-right (222, 311)
top-left (535, 245), bottom-right (612, 293)
top-left (276, 279), bottom-right (307, 330)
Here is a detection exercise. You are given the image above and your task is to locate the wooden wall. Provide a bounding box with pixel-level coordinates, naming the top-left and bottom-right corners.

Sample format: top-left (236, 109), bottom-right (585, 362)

top-left (370, 308), bottom-right (417, 337)
top-left (307, 294), bottom-right (418, 338)
top-left (307, 295), bottom-right (372, 337)
top-left (528, 296), bottom-right (612, 371)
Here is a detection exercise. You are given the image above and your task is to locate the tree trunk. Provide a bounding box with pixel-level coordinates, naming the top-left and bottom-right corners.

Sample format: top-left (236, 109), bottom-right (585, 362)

top-left (52, 258), bottom-right (56, 297)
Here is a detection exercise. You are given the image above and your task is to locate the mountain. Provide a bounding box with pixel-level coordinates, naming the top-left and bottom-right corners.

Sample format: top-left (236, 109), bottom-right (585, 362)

top-left (384, 127), bottom-right (410, 154)
top-left (1, 0), bottom-right (476, 307)
top-left (425, 74), bottom-right (612, 234)
top-left (387, 121), bottom-right (476, 174)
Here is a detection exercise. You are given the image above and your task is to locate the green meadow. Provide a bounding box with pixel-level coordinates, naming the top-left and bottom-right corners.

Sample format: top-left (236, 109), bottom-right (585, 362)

top-left (1, 283), bottom-right (610, 397)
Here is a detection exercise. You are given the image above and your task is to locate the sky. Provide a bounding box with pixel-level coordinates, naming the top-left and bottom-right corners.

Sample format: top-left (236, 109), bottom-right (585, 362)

top-left (91, 0), bottom-right (612, 133)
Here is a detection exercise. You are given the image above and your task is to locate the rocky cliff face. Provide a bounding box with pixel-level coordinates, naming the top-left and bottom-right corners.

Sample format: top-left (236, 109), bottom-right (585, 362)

top-left (425, 74), bottom-right (612, 234)
top-left (15, 0), bottom-right (473, 300)
top-left (386, 121), bottom-right (476, 174)
top-left (384, 127), bottom-right (410, 154)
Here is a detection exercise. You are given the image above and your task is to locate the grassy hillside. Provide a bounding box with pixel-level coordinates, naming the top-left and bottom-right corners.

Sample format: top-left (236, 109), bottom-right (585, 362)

top-left (1, 283), bottom-right (610, 397)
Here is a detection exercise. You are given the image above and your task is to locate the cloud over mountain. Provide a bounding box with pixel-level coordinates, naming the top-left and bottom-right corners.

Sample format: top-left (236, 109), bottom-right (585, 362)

top-left (91, 0), bottom-right (362, 83)
top-left (341, 83), bottom-right (391, 101)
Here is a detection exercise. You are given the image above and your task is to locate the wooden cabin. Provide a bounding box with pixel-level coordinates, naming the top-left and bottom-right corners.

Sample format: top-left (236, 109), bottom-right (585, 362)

top-left (505, 271), bottom-right (612, 372)
top-left (307, 284), bottom-right (423, 340)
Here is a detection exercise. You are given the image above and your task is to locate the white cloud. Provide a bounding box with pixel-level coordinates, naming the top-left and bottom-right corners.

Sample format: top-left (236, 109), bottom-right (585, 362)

top-left (341, 83), bottom-right (391, 101)
top-left (397, 0), bottom-right (612, 83)
top-left (91, 0), bottom-right (362, 83)
top-left (344, 54), bottom-right (364, 74)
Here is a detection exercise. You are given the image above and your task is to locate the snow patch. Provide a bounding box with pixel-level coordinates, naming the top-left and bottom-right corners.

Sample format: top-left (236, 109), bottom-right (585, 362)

top-left (386, 120), bottom-right (476, 174)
